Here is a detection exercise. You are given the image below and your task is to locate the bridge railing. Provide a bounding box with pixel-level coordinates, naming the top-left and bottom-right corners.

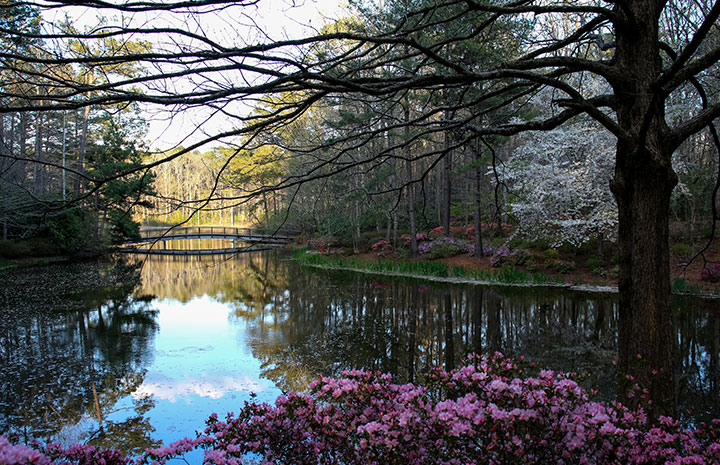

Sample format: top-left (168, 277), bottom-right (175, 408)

top-left (138, 226), bottom-right (300, 239)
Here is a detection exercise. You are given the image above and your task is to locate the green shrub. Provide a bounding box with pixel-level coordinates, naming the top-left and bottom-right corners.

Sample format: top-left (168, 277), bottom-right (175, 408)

top-left (670, 243), bottom-right (693, 260)
top-left (672, 278), bottom-right (700, 294)
top-left (426, 243), bottom-right (462, 259)
top-left (586, 255), bottom-right (605, 275)
top-left (544, 248), bottom-right (559, 260)
top-left (0, 238), bottom-right (59, 258)
top-left (525, 257), bottom-right (538, 272)
top-left (586, 255), bottom-right (603, 269)
top-left (45, 208), bottom-right (97, 253)
top-left (554, 260), bottom-right (576, 274)
top-left (0, 240), bottom-right (34, 258)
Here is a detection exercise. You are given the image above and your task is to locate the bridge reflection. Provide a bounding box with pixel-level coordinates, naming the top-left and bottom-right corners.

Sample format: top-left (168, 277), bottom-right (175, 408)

top-left (120, 226), bottom-right (298, 255)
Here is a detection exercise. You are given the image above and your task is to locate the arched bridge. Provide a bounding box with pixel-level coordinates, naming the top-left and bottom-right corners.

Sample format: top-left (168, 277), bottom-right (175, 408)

top-left (120, 226), bottom-right (299, 255)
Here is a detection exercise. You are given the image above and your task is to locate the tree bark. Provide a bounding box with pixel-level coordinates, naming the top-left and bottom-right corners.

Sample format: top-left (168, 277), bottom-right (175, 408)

top-left (474, 139), bottom-right (484, 259)
top-left (405, 104), bottom-right (418, 257)
top-left (33, 112), bottom-right (43, 194)
top-left (442, 134), bottom-right (452, 236)
top-left (610, 0), bottom-right (678, 417)
top-left (612, 143), bottom-right (676, 417)
top-left (75, 105), bottom-right (90, 194)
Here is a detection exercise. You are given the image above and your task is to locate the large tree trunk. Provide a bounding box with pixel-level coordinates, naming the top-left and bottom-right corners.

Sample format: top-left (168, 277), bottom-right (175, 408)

top-left (612, 142), bottom-right (677, 418)
top-left (610, 0), bottom-right (678, 417)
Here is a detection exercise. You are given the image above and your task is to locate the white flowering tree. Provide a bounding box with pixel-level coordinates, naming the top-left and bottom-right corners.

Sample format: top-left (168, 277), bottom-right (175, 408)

top-left (502, 120), bottom-right (617, 248)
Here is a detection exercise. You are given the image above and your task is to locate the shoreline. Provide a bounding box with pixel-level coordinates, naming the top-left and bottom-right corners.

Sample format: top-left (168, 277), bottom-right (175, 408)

top-left (294, 251), bottom-right (720, 299)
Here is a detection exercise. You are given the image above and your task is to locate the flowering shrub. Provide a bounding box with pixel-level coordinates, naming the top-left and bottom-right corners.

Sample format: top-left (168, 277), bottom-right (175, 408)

top-left (0, 436), bottom-right (132, 465)
top-left (137, 353), bottom-right (720, 465)
top-left (417, 236), bottom-right (471, 259)
top-left (4, 354), bottom-right (720, 465)
top-left (700, 264), bottom-right (720, 282)
top-left (467, 244), bottom-right (494, 257)
top-left (490, 243), bottom-right (531, 267)
top-left (401, 233), bottom-right (427, 244)
top-left (370, 239), bottom-right (391, 253)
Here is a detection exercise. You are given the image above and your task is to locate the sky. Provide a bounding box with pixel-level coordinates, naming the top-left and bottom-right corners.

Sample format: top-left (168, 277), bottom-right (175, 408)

top-left (145, 0), bottom-right (350, 151)
top-left (43, 0), bottom-right (351, 151)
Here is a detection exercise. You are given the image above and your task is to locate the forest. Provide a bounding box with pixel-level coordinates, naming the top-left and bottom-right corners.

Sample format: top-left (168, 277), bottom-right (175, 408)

top-left (1, 0), bottom-right (720, 459)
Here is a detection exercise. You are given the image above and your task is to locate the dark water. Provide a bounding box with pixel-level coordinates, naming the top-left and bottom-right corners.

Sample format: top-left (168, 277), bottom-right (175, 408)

top-left (1, 250), bottom-right (718, 458)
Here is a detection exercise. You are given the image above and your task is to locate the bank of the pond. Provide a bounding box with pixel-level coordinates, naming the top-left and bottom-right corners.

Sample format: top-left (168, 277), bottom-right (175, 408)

top-left (293, 249), bottom-right (720, 298)
top-left (293, 249), bottom-right (619, 294)
top-left (0, 237), bottom-right (111, 270)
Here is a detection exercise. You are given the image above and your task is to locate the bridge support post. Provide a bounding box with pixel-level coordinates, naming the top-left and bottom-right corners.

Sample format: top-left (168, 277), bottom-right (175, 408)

top-left (163, 240), bottom-right (166, 250)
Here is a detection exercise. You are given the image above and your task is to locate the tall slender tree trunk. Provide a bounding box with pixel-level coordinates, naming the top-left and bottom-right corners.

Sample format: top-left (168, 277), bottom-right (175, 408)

top-left (406, 159), bottom-right (418, 256)
top-left (33, 112), bottom-right (43, 194)
top-left (474, 140), bottom-right (484, 259)
top-left (401, 103), bottom-right (419, 256)
top-left (392, 211), bottom-right (398, 249)
top-left (442, 131), bottom-right (452, 236)
top-left (262, 190), bottom-right (270, 227)
top-left (75, 104), bottom-right (90, 194)
top-left (0, 114), bottom-right (4, 152)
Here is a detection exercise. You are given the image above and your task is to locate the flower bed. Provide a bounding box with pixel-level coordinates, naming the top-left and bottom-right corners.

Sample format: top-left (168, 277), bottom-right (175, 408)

top-left (4, 354), bottom-right (719, 464)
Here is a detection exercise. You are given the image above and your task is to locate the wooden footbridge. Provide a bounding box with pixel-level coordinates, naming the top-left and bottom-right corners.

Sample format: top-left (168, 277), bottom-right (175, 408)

top-left (120, 226), bottom-right (299, 255)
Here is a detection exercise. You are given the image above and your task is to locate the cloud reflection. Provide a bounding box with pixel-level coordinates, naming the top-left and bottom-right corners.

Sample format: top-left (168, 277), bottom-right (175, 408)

top-left (134, 374), bottom-right (264, 402)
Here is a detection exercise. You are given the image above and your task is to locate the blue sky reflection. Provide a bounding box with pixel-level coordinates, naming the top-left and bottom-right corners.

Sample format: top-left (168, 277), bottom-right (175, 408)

top-left (130, 295), bottom-right (282, 445)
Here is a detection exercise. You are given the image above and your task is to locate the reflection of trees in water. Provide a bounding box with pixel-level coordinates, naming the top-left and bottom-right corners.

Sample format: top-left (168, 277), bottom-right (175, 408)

top-left (137, 251), bottom-right (720, 421)
top-left (673, 296), bottom-right (720, 422)
top-left (209, 254), bottom-right (619, 392)
top-left (0, 259), bottom-right (160, 455)
top-left (136, 252), bottom-right (279, 303)
top-left (206, 252), bottom-right (719, 421)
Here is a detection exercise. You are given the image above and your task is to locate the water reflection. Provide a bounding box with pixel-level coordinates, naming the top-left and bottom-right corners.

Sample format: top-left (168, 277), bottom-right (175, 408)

top-left (0, 259), bottom-right (160, 455)
top-left (1, 251), bottom-right (719, 460)
top-left (138, 252), bottom-right (720, 421)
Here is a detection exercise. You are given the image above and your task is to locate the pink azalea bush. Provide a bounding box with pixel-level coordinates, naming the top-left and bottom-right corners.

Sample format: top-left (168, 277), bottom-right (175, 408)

top-left (490, 243), bottom-right (530, 267)
top-left (700, 264), bottom-right (720, 282)
top-left (0, 435), bottom-right (132, 465)
top-left (371, 239), bottom-right (391, 253)
top-left (143, 353), bottom-right (720, 465)
top-left (4, 354), bottom-right (720, 465)
top-left (401, 233), bottom-right (428, 244)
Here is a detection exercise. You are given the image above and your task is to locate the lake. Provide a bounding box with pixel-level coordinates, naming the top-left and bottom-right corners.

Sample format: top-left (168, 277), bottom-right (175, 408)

top-left (1, 250), bottom-right (718, 459)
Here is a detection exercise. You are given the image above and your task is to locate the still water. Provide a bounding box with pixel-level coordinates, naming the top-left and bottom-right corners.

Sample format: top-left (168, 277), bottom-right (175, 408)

top-left (1, 250), bottom-right (719, 458)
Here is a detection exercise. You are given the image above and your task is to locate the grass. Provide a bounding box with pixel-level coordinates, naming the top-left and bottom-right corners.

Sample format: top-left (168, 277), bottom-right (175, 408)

top-left (293, 249), bottom-right (559, 286)
top-left (0, 257), bottom-right (13, 268)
